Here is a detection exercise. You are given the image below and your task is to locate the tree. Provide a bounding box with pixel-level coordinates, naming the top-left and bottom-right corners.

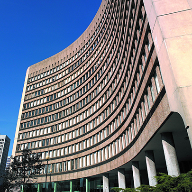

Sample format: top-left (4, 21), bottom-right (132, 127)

top-left (1, 149), bottom-right (45, 192)
top-left (154, 171), bottom-right (192, 192)
top-left (0, 167), bottom-right (21, 192)
top-left (112, 187), bottom-right (136, 192)
top-left (112, 170), bottom-right (192, 192)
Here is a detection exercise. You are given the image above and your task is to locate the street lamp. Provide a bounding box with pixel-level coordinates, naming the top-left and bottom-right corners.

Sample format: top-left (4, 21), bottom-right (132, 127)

top-left (48, 169), bottom-right (52, 192)
top-left (46, 156), bottom-right (50, 191)
top-left (50, 169), bottom-right (52, 191)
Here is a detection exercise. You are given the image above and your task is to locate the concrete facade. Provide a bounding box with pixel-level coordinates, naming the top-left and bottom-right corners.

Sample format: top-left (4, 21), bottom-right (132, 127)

top-left (13, 0), bottom-right (192, 191)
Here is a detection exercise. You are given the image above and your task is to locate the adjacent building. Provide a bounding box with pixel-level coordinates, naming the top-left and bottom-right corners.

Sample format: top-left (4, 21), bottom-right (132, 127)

top-left (12, 0), bottom-right (192, 191)
top-left (0, 135), bottom-right (10, 185)
top-left (6, 156), bottom-right (11, 169)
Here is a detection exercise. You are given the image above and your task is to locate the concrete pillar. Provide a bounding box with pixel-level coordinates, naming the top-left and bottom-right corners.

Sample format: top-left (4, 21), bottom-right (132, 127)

top-left (145, 150), bottom-right (157, 186)
top-left (103, 174), bottom-right (109, 192)
top-left (118, 168), bottom-right (126, 189)
top-left (86, 178), bottom-right (90, 192)
top-left (132, 161), bottom-right (141, 189)
top-left (54, 182), bottom-right (57, 192)
top-left (161, 132), bottom-right (180, 176)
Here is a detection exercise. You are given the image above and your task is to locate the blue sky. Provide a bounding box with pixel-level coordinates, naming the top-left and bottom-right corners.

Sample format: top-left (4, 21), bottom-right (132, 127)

top-left (0, 0), bottom-right (102, 156)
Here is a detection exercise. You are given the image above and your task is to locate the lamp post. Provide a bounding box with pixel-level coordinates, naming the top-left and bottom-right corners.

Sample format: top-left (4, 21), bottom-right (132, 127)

top-left (49, 169), bottom-right (52, 192)
top-left (46, 156), bottom-right (50, 191)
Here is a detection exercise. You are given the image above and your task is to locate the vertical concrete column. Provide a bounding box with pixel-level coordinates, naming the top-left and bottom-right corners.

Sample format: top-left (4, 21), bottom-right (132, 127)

top-left (141, 102), bottom-right (146, 121)
top-left (125, 129), bottom-right (129, 145)
top-left (147, 87), bottom-right (153, 109)
top-left (86, 178), bottom-right (90, 192)
top-left (136, 114), bottom-right (140, 132)
top-left (118, 169), bottom-right (126, 189)
top-left (109, 144), bottom-right (112, 159)
top-left (128, 127), bottom-right (132, 142)
top-left (144, 95), bottom-right (149, 114)
top-left (145, 150), bottom-right (157, 186)
top-left (151, 77), bottom-right (158, 98)
top-left (132, 161), bottom-right (141, 189)
top-left (54, 182), bottom-right (57, 192)
top-left (132, 123), bottom-right (136, 138)
top-left (138, 109), bottom-right (143, 126)
top-left (122, 134), bottom-right (126, 149)
top-left (70, 180), bottom-right (73, 192)
top-left (116, 139), bottom-right (120, 154)
top-left (161, 132), bottom-right (180, 176)
top-left (134, 119), bottom-right (138, 135)
top-left (103, 174), bottom-right (109, 192)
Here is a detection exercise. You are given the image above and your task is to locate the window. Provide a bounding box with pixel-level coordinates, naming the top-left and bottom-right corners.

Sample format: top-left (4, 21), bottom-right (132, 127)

top-left (57, 149), bottom-right (60, 157)
top-left (150, 83), bottom-right (155, 102)
top-left (83, 157), bottom-right (86, 167)
top-left (63, 162), bottom-right (66, 171)
top-left (71, 160), bottom-right (74, 170)
top-left (75, 159), bottom-right (78, 169)
top-left (155, 73), bottom-right (160, 93)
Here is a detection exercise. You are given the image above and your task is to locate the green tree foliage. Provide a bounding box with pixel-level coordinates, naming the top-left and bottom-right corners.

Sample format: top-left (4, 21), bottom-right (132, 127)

top-left (0, 149), bottom-right (44, 192)
top-left (154, 171), bottom-right (192, 192)
top-left (137, 185), bottom-right (155, 192)
top-left (0, 167), bottom-right (21, 192)
top-left (111, 170), bottom-right (192, 192)
top-left (112, 187), bottom-right (136, 192)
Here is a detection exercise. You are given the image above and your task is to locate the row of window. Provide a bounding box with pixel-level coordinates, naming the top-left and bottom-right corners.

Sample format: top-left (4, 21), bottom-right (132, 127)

top-left (18, 0), bottom-right (160, 157)
top-left (25, 1), bottom-right (123, 106)
top-left (21, 5), bottom-right (137, 129)
top-left (27, 8), bottom-right (109, 86)
top-left (24, 8), bottom-right (118, 102)
top-left (18, 65), bottom-right (162, 156)
top-left (22, 28), bottom-right (125, 125)
top-left (18, 87), bottom-right (162, 173)
top-left (19, 13), bottom-right (154, 154)
top-left (21, 61), bottom-right (127, 130)
top-left (21, 68), bottom-right (115, 127)
top-left (16, 0), bottom-right (164, 175)
top-left (23, 65), bottom-right (116, 117)
top-left (21, 45), bottom-right (149, 133)
top-left (24, 31), bottom-right (114, 107)
top-left (18, 131), bottom-right (135, 173)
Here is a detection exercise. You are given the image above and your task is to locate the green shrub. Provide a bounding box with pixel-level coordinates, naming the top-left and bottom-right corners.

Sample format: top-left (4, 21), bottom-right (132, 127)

top-left (111, 170), bottom-right (192, 192)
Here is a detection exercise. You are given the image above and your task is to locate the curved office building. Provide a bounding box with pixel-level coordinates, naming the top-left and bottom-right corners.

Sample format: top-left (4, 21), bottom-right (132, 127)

top-left (13, 0), bottom-right (192, 191)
